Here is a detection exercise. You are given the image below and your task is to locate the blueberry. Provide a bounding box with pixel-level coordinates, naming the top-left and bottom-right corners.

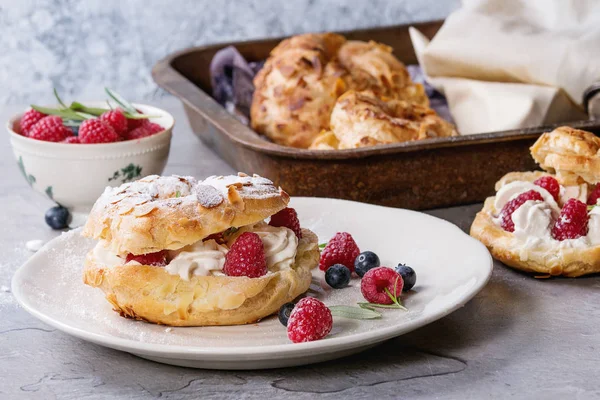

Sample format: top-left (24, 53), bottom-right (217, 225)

top-left (278, 302), bottom-right (295, 327)
top-left (325, 264), bottom-right (351, 289)
top-left (45, 206), bottom-right (71, 230)
top-left (395, 264), bottom-right (416, 291)
top-left (354, 251), bottom-right (380, 277)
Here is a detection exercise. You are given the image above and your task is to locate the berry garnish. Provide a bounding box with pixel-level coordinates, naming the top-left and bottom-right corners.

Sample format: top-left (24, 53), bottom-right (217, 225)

top-left (325, 264), bottom-right (351, 289)
top-left (44, 206), bottom-right (71, 230)
top-left (533, 176), bottom-right (560, 201)
top-left (79, 119), bottom-right (120, 143)
top-left (127, 111), bottom-right (147, 131)
top-left (395, 264), bottom-right (416, 291)
top-left (499, 190), bottom-right (544, 232)
top-left (223, 232), bottom-right (267, 277)
top-left (126, 250), bottom-right (168, 266)
top-left (319, 232), bottom-right (360, 272)
top-left (551, 198), bottom-right (589, 241)
top-left (62, 136), bottom-right (81, 144)
top-left (287, 297), bottom-right (332, 343)
top-left (100, 109), bottom-right (128, 136)
top-left (269, 207), bottom-right (302, 238)
top-left (354, 251), bottom-right (380, 277)
top-left (278, 302), bottom-right (295, 327)
top-left (28, 116), bottom-right (72, 142)
top-left (588, 185), bottom-right (600, 206)
top-left (360, 267), bottom-right (403, 305)
top-left (124, 122), bottom-right (163, 140)
top-left (20, 109), bottom-right (46, 136)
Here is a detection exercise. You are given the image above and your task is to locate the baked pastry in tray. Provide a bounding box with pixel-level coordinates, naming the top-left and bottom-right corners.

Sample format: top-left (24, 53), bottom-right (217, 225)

top-left (82, 173), bottom-right (319, 326)
top-left (250, 32), bottom-right (447, 149)
top-left (470, 126), bottom-right (600, 277)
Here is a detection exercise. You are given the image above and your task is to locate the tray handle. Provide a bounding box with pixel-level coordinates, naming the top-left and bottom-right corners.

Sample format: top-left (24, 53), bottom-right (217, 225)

top-left (584, 82), bottom-right (600, 120)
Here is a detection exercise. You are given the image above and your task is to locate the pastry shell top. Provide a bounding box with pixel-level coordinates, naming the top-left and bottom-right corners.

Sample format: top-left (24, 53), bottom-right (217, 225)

top-left (530, 126), bottom-right (600, 185)
top-left (82, 173), bottom-right (290, 256)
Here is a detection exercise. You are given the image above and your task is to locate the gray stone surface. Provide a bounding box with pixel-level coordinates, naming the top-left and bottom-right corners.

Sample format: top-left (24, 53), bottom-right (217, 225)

top-left (2, 100), bottom-right (600, 399)
top-left (0, 0), bottom-right (459, 105)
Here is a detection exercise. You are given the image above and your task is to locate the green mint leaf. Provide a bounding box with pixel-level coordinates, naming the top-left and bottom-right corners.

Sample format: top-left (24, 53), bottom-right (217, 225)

top-left (588, 205), bottom-right (598, 211)
top-left (175, 191), bottom-right (181, 198)
top-left (31, 105), bottom-right (86, 121)
top-left (358, 301), bottom-right (407, 311)
top-left (53, 88), bottom-right (68, 109)
top-left (70, 101), bottom-right (109, 116)
top-left (318, 243), bottom-right (327, 249)
top-left (105, 88), bottom-right (136, 114)
top-left (329, 305), bottom-right (381, 319)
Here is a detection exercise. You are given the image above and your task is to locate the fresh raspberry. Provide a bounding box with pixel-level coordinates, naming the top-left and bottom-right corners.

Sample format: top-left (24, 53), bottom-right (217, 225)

top-left (287, 297), bottom-right (332, 343)
top-left (223, 232), bottom-right (267, 277)
top-left (20, 109), bottom-right (46, 136)
top-left (269, 207), bottom-right (302, 238)
top-left (587, 185), bottom-right (600, 206)
top-left (100, 109), bottom-right (128, 136)
top-left (534, 176), bottom-right (560, 201)
top-left (126, 250), bottom-right (168, 266)
top-left (499, 190), bottom-right (544, 232)
top-left (319, 232), bottom-right (360, 272)
top-left (360, 267), bottom-right (403, 305)
top-left (28, 116), bottom-right (72, 142)
top-left (79, 119), bottom-right (120, 144)
top-left (127, 111), bottom-right (146, 131)
top-left (124, 122), bottom-right (163, 140)
top-left (62, 136), bottom-right (81, 144)
top-left (551, 198), bottom-right (589, 241)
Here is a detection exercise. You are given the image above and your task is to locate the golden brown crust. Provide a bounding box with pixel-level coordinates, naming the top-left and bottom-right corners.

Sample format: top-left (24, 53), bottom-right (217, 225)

top-left (315, 90), bottom-right (456, 149)
top-left (530, 126), bottom-right (600, 185)
top-left (251, 33), bottom-right (448, 149)
top-left (250, 33), bottom-right (347, 148)
top-left (83, 229), bottom-right (320, 326)
top-left (470, 197), bottom-right (600, 277)
top-left (82, 173), bottom-right (290, 256)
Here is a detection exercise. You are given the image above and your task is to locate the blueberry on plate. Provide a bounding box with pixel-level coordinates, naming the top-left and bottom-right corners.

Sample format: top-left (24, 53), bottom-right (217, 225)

top-left (278, 302), bottom-right (295, 327)
top-left (395, 264), bottom-right (416, 291)
top-left (354, 251), bottom-right (380, 277)
top-left (325, 264), bottom-right (351, 289)
top-left (45, 206), bottom-right (71, 230)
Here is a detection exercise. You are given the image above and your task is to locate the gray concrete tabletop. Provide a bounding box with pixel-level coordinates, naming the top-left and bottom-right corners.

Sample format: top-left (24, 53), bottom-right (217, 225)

top-left (2, 100), bottom-right (600, 400)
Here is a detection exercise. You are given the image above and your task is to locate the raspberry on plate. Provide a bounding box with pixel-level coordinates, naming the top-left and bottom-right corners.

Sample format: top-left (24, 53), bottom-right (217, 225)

top-left (126, 250), bottom-right (168, 266)
top-left (361, 267), bottom-right (403, 305)
top-left (20, 109), bottom-right (46, 136)
top-left (499, 190), bottom-right (544, 232)
top-left (100, 109), bottom-right (128, 136)
top-left (269, 207), bottom-right (302, 238)
top-left (588, 185), bottom-right (600, 206)
top-left (287, 297), bottom-right (332, 343)
top-left (79, 119), bottom-right (120, 144)
top-left (124, 122), bottom-right (164, 140)
top-left (551, 198), bottom-right (589, 241)
top-left (533, 176), bottom-right (560, 201)
top-left (223, 232), bottom-right (267, 278)
top-left (28, 115), bottom-right (72, 142)
top-left (319, 232), bottom-right (360, 272)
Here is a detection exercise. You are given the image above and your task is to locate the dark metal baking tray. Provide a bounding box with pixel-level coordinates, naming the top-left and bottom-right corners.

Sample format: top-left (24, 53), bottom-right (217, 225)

top-left (152, 20), bottom-right (600, 210)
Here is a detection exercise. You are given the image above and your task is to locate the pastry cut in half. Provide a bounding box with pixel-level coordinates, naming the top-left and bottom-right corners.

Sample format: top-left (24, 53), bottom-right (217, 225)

top-left (82, 173), bottom-right (319, 326)
top-left (470, 126), bottom-right (600, 277)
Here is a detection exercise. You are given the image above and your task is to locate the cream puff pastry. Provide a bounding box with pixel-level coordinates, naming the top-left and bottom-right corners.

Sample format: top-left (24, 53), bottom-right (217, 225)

top-left (470, 127), bottom-right (600, 277)
top-left (82, 173), bottom-right (319, 326)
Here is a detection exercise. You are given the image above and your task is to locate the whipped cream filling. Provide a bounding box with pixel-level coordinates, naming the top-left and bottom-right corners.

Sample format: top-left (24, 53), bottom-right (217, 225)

top-left (93, 221), bottom-right (299, 280)
top-left (492, 180), bottom-right (600, 257)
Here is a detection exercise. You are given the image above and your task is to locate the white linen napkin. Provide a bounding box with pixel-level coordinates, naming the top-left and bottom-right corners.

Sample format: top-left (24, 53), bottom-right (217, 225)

top-left (410, 0), bottom-right (599, 134)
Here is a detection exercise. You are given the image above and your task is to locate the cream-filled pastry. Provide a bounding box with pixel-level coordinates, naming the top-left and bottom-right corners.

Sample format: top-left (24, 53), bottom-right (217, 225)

top-left (82, 173), bottom-right (319, 326)
top-left (471, 127), bottom-right (600, 277)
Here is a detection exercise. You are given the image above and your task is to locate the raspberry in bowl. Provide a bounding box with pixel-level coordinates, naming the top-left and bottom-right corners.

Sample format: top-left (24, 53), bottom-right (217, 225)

top-left (8, 100), bottom-right (174, 226)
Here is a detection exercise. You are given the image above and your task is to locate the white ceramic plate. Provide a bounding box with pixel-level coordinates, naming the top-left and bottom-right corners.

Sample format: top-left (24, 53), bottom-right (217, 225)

top-left (12, 197), bottom-right (492, 370)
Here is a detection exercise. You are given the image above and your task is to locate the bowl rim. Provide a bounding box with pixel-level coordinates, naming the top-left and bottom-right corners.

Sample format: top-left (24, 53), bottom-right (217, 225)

top-left (7, 102), bottom-right (175, 148)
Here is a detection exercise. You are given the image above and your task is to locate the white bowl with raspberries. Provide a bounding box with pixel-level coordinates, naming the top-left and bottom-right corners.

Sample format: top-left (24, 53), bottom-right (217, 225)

top-left (8, 102), bottom-right (174, 216)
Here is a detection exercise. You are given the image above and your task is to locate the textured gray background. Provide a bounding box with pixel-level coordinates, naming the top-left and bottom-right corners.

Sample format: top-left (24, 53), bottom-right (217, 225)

top-left (0, 0), bottom-right (459, 105)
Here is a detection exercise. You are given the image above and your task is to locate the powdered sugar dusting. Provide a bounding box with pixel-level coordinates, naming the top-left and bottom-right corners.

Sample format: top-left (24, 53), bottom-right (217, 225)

top-left (201, 173), bottom-right (281, 199)
top-left (194, 185), bottom-right (224, 208)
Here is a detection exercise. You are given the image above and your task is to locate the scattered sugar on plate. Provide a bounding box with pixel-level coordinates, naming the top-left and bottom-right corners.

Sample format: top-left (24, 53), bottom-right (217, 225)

top-left (26, 239), bottom-right (46, 252)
